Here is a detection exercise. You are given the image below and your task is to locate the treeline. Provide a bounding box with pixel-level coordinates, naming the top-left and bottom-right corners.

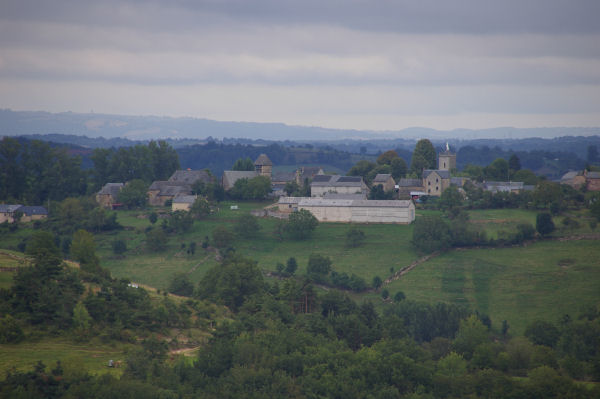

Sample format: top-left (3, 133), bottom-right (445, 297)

top-left (0, 137), bottom-right (180, 204)
top-left (2, 252), bottom-right (599, 398)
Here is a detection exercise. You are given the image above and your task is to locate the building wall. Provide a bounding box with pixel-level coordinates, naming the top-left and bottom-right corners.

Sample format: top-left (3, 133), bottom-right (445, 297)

top-left (299, 203), bottom-right (415, 224)
top-left (21, 214), bottom-right (47, 223)
top-left (172, 202), bottom-right (193, 212)
top-left (96, 194), bottom-right (114, 208)
top-left (439, 154), bottom-right (456, 171)
top-left (424, 173), bottom-right (449, 196)
top-left (374, 178), bottom-right (396, 192)
top-left (588, 178), bottom-right (600, 191)
top-left (0, 213), bottom-right (12, 223)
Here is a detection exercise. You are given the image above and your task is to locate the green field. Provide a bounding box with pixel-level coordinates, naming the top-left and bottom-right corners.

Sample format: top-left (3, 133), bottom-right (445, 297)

top-left (2, 204), bottom-right (598, 340)
top-left (0, 338), bottom-right (128, 377)
top-left (386, 239), bottom-right (600, 335)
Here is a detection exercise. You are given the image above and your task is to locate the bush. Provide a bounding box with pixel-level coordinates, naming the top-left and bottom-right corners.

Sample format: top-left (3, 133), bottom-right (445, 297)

top-left (345, 227), bottom-right (366, 248)
top-left (536, 213), bottom-right (555, 237)
top-left (236, 213), bottom-right (261, 238)
top-left (146, 228), bottom-right (168, 252)
top-left (169, 273), bottom-right (195, 297)
top-left (285, 209), bottom-right (318, 240)
top-left (412, 216), bottom-right (452, 253)
top-left (0, 315), bottom-right (24, 343)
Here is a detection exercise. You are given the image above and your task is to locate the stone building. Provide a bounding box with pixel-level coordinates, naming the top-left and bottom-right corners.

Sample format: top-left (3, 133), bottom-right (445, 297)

top-left (172, 195), bottom-right (198, 212)
top-left (310, 175), bottom-right (368, 197)
top-left (423, 170), bottom-right (451, 196)
top-left (96, 183), bottom-right (124, 208)
top-left (372, 173), bottom-right (396, 192)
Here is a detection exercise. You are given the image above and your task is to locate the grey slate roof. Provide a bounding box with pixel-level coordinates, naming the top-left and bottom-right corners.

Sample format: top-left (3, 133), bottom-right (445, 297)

top-left (299, 167), bottom-right (323, 180)
top-left (484, 181), bottom-right (525, 192)
top-left (18, 206), bottom-right (48, 216)
top-left (312, 174), bottom-right (334, 183)
top-left (97, 183), bottom-right (124, 196)
top-left (223, 170), bottom-right (259, 182)
top-left (373, 174), bottom-right (392, 183)
top-left (272, 172), bottom-right (296, 182)
top-left (322, 192), bottom-right (367, 200)
top-left (298, 198), bottom-right (412, 208)
top-left (311, 175), bottom-right (366, 187)
top-left (173, 195), bottom-right (197, 204)
top-left (0, 204), bottom-right (23, 213)
top-left (561, 171), bottom-right (580, 181)
top-left (278, 196), bottom-right (303, 205)
top-left (168, 170), bottom-right (213, 185)
top-left (587, 171), bottom-right (600, 179)
top-left (423, 170), bottom-right (451, 179)
top-left (254, 153), bottom-right (272, 166)
top-left (398, 178), bottom-right (422, 187)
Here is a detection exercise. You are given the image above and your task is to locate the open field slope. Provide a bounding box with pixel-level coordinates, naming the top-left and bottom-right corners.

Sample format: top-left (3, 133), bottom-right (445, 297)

top-left (386, 239), bottom-right (600, 335)
top-left (0, 338), bottom-right (127, 377)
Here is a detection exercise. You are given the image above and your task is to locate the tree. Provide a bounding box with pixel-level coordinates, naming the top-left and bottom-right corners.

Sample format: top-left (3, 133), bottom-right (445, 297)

top-left (285, 209), bottom-right (318, 240)
top-left (285, 257), bottom-right (298, 275)
top-left (148, 212), bottom-right (158, 224)
top-left (372, 276), bottom-right (382, 290)
top-left (25, 231), bottom-right (63, 275)
top-left (196, 256), bottom-right (264, 311)
top-left (377, 150), bottom-right (399, 165)
top-left (236, 213), bottom-right (261, 238)
top-left (70, 229), bottom-right (99, 271)
top-left (536, 213), bottom-right (555, 236)
top-left (509, 154), bottom-right (521, 172)
top-left (439, 185), bottom-right (463, 212)
top-left (346, 226), bottom-right (366, 247)
top-left (190, 197), bottom-right (210, 219)
top-left (118, 179), bottom-right (148, 209)
top-left (453, 315), bottom-right (489, 359)
top-left (484, 158), bottom-right (509, 181)
top-left (72, 301), bottom-right (92, 338)
top-left (169, 273), bottom-right (195, 297)
top-left (410, 139), bottom-right (436, 176)
top-left (390, 157), bottom-right (407, 179)
top-left (412, 216), bottom-right (452, 253)
top-left (306, 253), bottom-right (332, 281)
top-left (232, 157), bottom-right (255, 171)
top-left (525, 320), bottom-right (560, 347)
top-left (369, 184), bottom-right (393, 200)
top-left (284, 180), bottom-right (300, 196)
top-left (212, 225), bottom-right (234, 249)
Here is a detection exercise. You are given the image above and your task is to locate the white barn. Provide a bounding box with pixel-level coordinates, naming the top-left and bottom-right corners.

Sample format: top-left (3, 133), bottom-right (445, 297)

top-left (296, 198), bottom-right (415, 224)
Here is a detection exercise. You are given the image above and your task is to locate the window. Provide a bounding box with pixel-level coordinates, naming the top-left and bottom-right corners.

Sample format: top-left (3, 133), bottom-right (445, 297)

top-left (436, 178), bottom-right (439, 182)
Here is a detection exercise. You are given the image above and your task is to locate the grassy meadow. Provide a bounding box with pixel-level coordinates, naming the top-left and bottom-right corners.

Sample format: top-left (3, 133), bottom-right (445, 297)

top-left (1, 202), bottom-right (598, 341)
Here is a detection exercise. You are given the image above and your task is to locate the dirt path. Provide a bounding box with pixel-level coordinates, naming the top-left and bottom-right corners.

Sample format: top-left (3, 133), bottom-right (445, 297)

top-left (383, 252), bottom-right (440, 285)
top-left (169, 347), bottom-right (200, 356)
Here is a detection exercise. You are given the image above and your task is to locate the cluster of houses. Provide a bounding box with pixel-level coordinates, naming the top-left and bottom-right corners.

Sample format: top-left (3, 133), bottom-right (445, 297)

top-left (0, 204), bottom-right (48, 224)
top-left (560, 170), bottom-right (600, 191)
top-left (93, 149), bottom-right (600, 225)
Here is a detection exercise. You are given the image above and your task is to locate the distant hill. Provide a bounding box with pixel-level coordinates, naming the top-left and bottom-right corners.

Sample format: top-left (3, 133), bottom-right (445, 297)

top-left (2, 109), bottom-right (600, 141)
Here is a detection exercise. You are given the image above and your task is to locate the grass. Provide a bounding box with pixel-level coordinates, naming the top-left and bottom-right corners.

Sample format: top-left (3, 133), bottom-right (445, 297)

top-left (0, 338), bottom-right (129, 377)
top-left (97, 201), bottom-right (420, 289)
top-left (385, 239), bottom-right (600, 335)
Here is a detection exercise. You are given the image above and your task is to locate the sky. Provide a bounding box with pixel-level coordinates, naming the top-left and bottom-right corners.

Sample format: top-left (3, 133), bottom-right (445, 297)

top-left (1, 0), bottom-right (600, 131)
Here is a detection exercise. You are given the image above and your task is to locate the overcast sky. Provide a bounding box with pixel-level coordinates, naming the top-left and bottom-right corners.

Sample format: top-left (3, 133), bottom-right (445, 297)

top-left (1, 0), bottom-right (599, 131)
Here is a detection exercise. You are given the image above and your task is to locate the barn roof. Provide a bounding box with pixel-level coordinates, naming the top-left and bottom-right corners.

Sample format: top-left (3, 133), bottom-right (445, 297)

top-left (97, 183), bottom-right (124, 196)
top-left (168, 169), bottom-right (213, 185)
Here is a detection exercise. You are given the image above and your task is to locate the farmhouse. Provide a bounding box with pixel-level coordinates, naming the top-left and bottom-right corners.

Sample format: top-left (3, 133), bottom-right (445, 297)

top-left (148, 169), bottom-right (214, 206)
top-left (423, 170), bottom-right (451, 196)
top-left (148, 181), bottom-right (190, 206)
top-left (0, 204), bottom-right (48, 223)
top-left (296, 198), bottom-right (415, 224)
top-left (310, 175), bottom-right (368, 197)
top-left (372, 173), bottom-right (395, 192)
top-left (585, 170), bottom-right (600, 191)
top-left (96, 183), bottom-right (124, 208)
top-left (560, 171), bottom-right (586, 189)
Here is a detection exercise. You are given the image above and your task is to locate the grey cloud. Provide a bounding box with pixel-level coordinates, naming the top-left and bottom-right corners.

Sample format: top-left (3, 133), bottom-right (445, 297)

top-left (2, 0), bottom-right (600, 35)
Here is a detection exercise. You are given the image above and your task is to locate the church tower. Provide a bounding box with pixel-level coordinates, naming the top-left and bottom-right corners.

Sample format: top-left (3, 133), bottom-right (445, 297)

top-left (254, 153), bottom-right (273, 177)
top-left (438, 143), bottom-right (456, 171)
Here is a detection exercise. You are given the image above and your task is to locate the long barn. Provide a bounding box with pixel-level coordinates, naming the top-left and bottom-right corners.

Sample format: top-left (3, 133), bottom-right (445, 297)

top-left (293, 198), bottom-right (415, 224)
